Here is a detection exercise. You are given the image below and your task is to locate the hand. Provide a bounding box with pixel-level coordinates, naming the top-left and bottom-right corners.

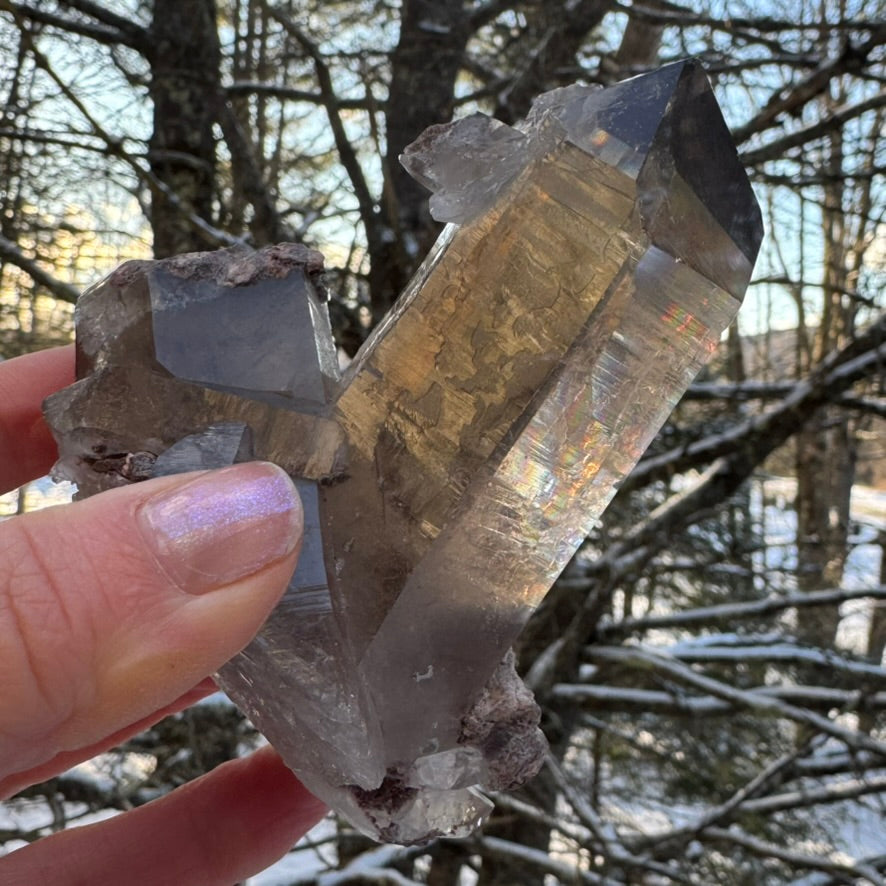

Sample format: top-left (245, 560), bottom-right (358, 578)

top-left (0, 346), bottom-right (327, 885)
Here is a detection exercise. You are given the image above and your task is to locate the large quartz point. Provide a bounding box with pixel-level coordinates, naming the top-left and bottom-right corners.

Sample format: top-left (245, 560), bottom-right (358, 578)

top-left (44, 60), bottom-right (762, 844)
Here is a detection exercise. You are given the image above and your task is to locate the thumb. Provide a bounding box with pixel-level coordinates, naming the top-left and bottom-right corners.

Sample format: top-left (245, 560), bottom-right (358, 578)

top-left (0, 462), bottom-right (302, 788)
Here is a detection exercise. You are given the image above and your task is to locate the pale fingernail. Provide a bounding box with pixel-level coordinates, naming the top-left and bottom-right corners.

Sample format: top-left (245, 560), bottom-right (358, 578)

top-left (137, 462), bottom-right (302, 594)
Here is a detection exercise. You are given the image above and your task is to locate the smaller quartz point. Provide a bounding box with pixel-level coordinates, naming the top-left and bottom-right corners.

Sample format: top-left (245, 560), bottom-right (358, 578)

top-left (150, 422), bottom-right (254, 476)
top-left (45, 60), bottom-right (762, 844)
top-left (400, 114), bottom-right (529, 223)
top-left (46, 245), bottom-right (381, 791)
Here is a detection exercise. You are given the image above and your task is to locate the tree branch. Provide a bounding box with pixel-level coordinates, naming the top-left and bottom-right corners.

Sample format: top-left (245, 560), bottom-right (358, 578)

top-left (551, 683), bottom-right (886, 715)
top-left (624, 315), bottom-right (886, 494)
top-left (226, 79), bottom-right (371, 110)
top-left (615, 2), bottom-right (882, 36)
top-left (212, 93), bottom-right (290, 244)
top-left (55, 0), bottom-right (147, 48)
top-left (660, 638), bottom-right (886, 683)
top-left (0, 234), bottom-right (80, 302)
top-left (545, 755), bottom-right (696, 884)
top-left (2, 1), bottom-right (140, 47)
top-left (597, 586), bottom-right (886, 637)
top-left (0, 126), bottom-right (128, 156)
top-left (704, 826), bottom-right (886, 884)
top-left (285, 843), bottom-right (426, 885)
top-left (473, 835), bottom-right (613, 884)
top-left (686, 381), bottom-right (886, 416)
top-left (741, 89), bottom-right (886, 165)
top-left (583, 645), bottom-right (886, 756)
top-left (732, 29), bottom-right (886, 146)
top-left (5, 13), bottom-right (240, 252)
top-left (736, 774), bottom-right (886, 816)
top-left (263, 6), bottom-right (378, 235)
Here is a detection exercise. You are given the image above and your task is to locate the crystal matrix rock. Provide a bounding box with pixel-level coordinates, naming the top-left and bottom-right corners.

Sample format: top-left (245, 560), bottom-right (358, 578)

top-left (44, 60), bottom-right (762, 844)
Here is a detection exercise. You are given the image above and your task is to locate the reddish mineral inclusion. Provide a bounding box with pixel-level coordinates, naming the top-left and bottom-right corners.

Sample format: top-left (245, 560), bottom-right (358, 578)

top-left (45, 60), bottom-right (762, 843)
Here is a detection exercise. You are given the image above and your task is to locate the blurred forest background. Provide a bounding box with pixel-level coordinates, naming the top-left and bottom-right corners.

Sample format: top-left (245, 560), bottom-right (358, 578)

top-left (0, 1), bottom-right (884, 883)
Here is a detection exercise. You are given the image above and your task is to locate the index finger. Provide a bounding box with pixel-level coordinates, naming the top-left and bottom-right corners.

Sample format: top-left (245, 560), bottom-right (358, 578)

top-left (0, 345), bottom-right (75, 494)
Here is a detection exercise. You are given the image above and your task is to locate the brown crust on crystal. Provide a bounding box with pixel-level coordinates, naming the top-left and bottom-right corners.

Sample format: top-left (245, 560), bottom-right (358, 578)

top-left (108, 242), bottom-right (325, 290)
top-left (459, 650), bottom-right (546, 791)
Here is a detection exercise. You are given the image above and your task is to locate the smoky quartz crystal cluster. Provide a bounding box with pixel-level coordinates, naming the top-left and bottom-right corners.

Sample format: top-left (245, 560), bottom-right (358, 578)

top-left (44, 60), bottom-right (762, 843)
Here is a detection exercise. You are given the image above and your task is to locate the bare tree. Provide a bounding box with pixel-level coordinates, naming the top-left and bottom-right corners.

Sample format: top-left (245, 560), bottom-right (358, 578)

top-left (0, 1), bottom-right (884, 882)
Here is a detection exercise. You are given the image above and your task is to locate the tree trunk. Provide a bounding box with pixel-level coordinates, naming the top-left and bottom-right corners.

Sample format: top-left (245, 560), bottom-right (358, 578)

top-left (867, 532), bottom-right (886, 665)
top-left (218, 0), bottom-right (287, 246)
top-left (860, 530), bottom-right (886, 733)
top-left (368, 0), bottom-right (471, 321)
top-left (492, 0), bottom-right (610, 123)
top-left (794, 413), bottom-right (855, 645)
top-left (793, 117), bottom-right (856, 648)
top-left (147, 0), bottom-right (221, 257)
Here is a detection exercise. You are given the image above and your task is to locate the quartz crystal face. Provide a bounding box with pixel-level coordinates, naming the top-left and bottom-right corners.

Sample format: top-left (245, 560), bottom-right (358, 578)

top-left (44, 60), bottom-right (762, 844)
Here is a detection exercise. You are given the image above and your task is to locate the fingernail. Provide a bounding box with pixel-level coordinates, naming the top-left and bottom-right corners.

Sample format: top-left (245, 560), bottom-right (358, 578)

top-left (137, 462), bottom-right (302, 594)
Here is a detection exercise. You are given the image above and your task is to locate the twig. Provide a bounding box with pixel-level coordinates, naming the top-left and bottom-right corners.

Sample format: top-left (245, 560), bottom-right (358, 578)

top-left (545, 755), bottom-right (694, 883)
top-left (597, 586), bottom-right (886, 637)
top-left (584, 646), bottom-right (886, 757)
top-left (474, 835), bottom-right (616, 884)
top-left (742, 90), bottom-right (886, 165)
top-left (0, 234), bottom-right (80, 302)
top-left (704, 826), bottom-right (885, 885)
top-left (630, 734), bottom-right (824, 852)
top-left (551, 683), bottom-right (886, 715)
top-left (624, 316), bottom-right (886, 493)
